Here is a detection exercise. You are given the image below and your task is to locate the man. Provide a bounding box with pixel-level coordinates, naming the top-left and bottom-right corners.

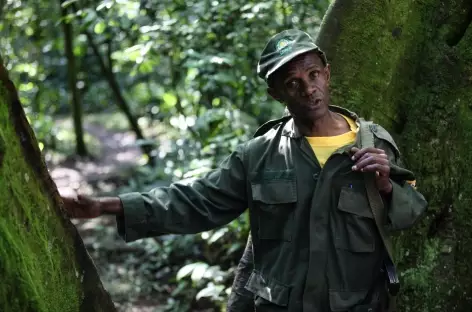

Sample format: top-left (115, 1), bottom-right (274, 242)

top-left (62, 29), bottom-right (427, 312)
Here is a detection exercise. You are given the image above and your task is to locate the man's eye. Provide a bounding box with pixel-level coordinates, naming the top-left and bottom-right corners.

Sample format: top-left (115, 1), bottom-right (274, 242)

top-left (287, 80), bottom-right (299, 89)
top-left (310, 71), bottom-right (319, 79)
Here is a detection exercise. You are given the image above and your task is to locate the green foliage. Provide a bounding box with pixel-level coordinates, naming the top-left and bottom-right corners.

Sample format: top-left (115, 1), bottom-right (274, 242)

top-left (1, 0), bottom-right (329, 153)
top-left (400, 239), bottom-right (439, 292)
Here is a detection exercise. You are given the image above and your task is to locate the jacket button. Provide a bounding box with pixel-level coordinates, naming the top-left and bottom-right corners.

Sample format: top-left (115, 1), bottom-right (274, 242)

top-left (312, 173), bottom-right (319, 180)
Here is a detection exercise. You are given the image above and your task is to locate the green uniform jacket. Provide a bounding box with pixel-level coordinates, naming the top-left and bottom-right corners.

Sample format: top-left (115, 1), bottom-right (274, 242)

top-left (116, 106), bottom-right (427, 312)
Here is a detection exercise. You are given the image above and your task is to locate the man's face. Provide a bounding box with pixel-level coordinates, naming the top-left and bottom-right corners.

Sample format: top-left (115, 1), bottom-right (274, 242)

top-left (268, 52), bottom-right (331, 122)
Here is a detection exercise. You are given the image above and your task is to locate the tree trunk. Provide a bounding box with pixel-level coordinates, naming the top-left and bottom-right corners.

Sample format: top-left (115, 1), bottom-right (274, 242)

top-left (60, 1), bottom-right (87, 157)
top-left (0, 59), bottom-right (116, 311)
top-left (82, 29), bottom-right (156, 165)
top-left (317, 0), bottom-right (472, 310)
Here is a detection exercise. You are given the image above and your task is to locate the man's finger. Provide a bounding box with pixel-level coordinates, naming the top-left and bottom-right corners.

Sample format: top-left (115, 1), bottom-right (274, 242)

top-left (351, 147), bottom-right (386, 160)
top-left (77, 194), bottom-right (95, 205)
top-left (352, 155), bottom-right (389, 170)
top-left (359, 163), bottom-right (390, 174)
top-left (354, 151), bottom-right (388, 164)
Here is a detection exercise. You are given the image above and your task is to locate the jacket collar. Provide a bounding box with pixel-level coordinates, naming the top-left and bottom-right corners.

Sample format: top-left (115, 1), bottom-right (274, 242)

top-left (281, 105), bottom-right (360, 138)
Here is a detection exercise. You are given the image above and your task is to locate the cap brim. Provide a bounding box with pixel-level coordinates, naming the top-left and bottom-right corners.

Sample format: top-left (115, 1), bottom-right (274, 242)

top-left (265, 47), bottom-right (323, 80)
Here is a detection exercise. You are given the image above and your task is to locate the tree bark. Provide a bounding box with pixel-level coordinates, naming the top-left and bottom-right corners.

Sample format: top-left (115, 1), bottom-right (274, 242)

top-left (0, 59), bottom-right (116, 311)
top-left (60, 1), bottom-right (88, 157)
top-left (317, 0), bottom-right (472, 310)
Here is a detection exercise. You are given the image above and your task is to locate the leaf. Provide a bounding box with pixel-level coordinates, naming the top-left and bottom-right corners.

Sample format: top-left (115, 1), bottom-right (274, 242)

top-left (61, 0), bottom-right (79, 9)
top-left (96, 0), bottom-right (113, 11)
top-left (203, 265), bottom-right (224, 280)
top-left (81, 8), bottom-right (97, 25)
top-left (176, 262), bottom-right (208, 281)
top-left (162, 93), bottom-right (177, 109)
top-left (196, 283), bottom-right (224, 300)
top-left (191, 262), bottom-right (209, 282)
top-left (208, 228), bottom-right (228, 244)
top-left (94, 21), bottom-right (106, 34)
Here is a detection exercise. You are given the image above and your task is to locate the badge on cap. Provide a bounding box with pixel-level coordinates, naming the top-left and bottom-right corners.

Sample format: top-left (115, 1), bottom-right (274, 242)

top-left (276, 38), bottom-right (293, 55)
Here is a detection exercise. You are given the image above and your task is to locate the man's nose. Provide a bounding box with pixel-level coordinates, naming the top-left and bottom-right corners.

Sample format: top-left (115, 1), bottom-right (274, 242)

top-left (301, 81), bottom-right (316, 97)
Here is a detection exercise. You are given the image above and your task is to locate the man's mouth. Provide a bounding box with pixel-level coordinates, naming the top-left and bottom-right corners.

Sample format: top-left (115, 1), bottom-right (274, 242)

top-left (307, 99), bottom-right (322, 109)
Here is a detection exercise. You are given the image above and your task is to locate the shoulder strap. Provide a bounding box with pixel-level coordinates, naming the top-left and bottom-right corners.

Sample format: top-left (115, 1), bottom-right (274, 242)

top-left (252, 115), bottom-right (291, 138)
top-left (359, 119), bottom-right (398, 311)
top-left (359, 119), bottom-right (395, 263)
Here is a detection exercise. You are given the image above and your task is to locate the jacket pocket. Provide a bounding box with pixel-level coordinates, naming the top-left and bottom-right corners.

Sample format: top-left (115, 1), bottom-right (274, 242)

top-left (245, 271), bottom-right (290, 308)
top-left (330, 186), bottom-right (380, 294)
top-left (335, 186), bottom-right (375, 252)
top-left (251, 173), bottom-right (297, 241)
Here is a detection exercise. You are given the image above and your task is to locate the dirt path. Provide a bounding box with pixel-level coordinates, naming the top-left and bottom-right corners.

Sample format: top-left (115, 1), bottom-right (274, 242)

top-left (48, 121), bottom-right (143, 197)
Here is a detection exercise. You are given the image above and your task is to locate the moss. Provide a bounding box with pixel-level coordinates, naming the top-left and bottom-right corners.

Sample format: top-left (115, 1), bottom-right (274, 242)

top-left (393, 19), bottom-right (472, 312)
top-left (318, 0), bottom-right (426, 128)
top-left (0, 84), bottom-right (82, 311)
top-left (443, 33), bottom-right (472, 309)
top-left (394, 238), bottom-right (443, 312)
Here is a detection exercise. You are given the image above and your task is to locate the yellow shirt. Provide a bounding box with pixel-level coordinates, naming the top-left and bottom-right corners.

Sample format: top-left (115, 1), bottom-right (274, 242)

top-left (306, 114), bottom-right (358, 167)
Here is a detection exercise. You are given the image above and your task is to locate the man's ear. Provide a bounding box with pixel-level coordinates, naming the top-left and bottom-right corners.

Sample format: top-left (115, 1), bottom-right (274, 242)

top-left (267, 87), bottom-right (284, 103)
top-left (325, 63), bottom-right (331, 85)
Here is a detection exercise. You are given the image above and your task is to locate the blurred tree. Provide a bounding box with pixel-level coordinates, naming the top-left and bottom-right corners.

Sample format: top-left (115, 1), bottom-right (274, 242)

top-left (60, 0), bottom-right (88, 156)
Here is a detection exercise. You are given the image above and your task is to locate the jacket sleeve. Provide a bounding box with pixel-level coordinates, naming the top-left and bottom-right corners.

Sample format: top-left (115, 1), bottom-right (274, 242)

top-left (115, 144), bottom-right (249, 242)
top-left (227, 234), bottom-right (255, 312)
top-left (386, 159), bottom-right (428, 231)
top-left (373, 126), bottom-right (428, 231)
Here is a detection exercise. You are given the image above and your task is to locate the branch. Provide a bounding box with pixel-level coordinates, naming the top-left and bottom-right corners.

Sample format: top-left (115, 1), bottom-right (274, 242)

top-left (169, 55), bottom-right (201, 141)
top-left (281, 0), bottom-right (289, 28)
top-left (69, 2), bottom-right (155, 161)
top-left (60, 0), bottom-right (88, 156)
top-left (94, 8), bottom-right (140, 47)
top-left (106, 37), bottom-right (113, 69)
top-left (315, 0), bottom-right (355, 58)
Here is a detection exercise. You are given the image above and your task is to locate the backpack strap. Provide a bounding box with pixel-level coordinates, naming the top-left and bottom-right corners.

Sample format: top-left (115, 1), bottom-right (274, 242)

top-left (359, 118), bottom-right (398, 312)
top-left (252, 115), bottom-right (291, 138)
top-left (358, 119), bottom-right (395, 263)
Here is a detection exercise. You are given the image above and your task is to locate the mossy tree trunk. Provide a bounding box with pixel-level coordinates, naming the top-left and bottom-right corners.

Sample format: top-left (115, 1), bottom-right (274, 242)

top-left (0, 59), bottom-right (116, 311)
top-left (317, 0), bottom-right (472, 310)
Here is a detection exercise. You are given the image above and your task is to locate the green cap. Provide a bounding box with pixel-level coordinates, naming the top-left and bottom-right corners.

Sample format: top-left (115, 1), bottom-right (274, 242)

top-left (257, 29), bottom-right (328, 81)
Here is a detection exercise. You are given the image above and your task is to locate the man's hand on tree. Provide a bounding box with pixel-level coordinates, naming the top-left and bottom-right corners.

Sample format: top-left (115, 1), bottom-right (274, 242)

top-left (350, 147), bottom-right (392, 195)
top-left (61, 195), bottom-right (123, 219)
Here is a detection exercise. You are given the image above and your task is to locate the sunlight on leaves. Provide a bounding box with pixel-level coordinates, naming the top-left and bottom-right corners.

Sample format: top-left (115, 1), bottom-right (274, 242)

top-left (162, 92), bottom-right (177, 109)
top-left (176, 262), bottom-right (209, 282)
top-left (94, 21), bottom-right (106, 34)
top-left (196, 283), bottom-right (225, 300)
top-left (96, 0), bottom-right (113, 11)
top-left (208, 228), bottom-right (228, 244)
